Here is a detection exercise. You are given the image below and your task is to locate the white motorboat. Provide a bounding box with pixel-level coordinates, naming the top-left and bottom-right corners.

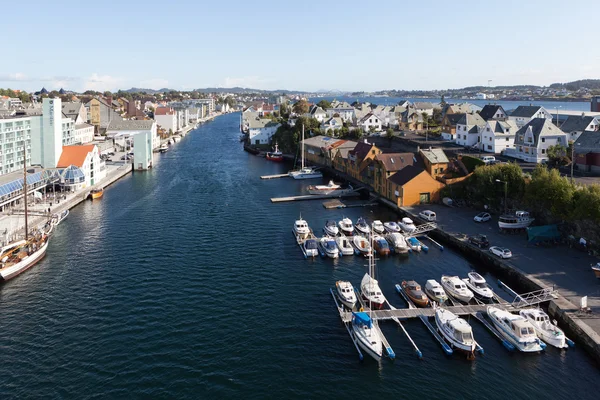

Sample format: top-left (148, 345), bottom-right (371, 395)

top-left (319, 237), bottom-right (339, 259)
top-left (338, 217), bottom-right (354, 236)
top-left (383, 221), bottom-right (401, 234)
top-left (385, 232), bottom-right (409, 254)
top-left (406, 237), bottom-right (422, 252)
top-left (352, 311), bottom-right (383, 360)
top-left (361, 273), bottom-right (386, 310)
top-left (293, 216), bottom-right (310, 239)
top-left (289, 125), bottom-right (323, 180)
top-left (435, 308), bottom-right (477, 354)
top-left (424, 279), bottom-right (448, 305)
top-left (158, 143), bottom-right (169, 153)
top-left (336, 280), bottom-right (357, 309)
top-left (354, 217), bottom-right (370, 236)
top-left (51, 209), bottom-right (69, 226)
top-left (441, 275), bottom-right (474, 303)
top-left (462, 272), bottom-right (494, 302)
top-left (398, 217), bottom-right (416, 233)
top-left (303, 238), bottom-right (319, 258)
top-left (372, 220), bottom-right (385, 235)
top-left (308, 180), bottom-right (353, 195)
top-left (487, 307), bottom-right (545, 352)
top-left (335, 236), bottom-right (355, 256)
top-left (519, 308), bottom-right (569, 349)
top-left (323, 220), bottom-right (339, 236)
top-left (498, 211), bottom-right (534, 230)
top-left (352, 235), bottom-right (371, 255)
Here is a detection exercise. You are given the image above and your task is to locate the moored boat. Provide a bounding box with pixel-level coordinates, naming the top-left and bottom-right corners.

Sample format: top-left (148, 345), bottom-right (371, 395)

top-left (398, 217), bottom-right (416, 233)
top-left (338, 217), bottom-right (354, 236)
top-left (319, 237), bottom-right (339, 259)
top-left (462, 272), bottom-right (494, 302)
top-left (293, 215), bottom-right (310, 239)
top-left (308, 180), bottom-right (353, 196)
top-left (424, 279), bottom-right (448, 305)
top-left (355, 217), bottom-right (370, 236)
top-left (335, 236), bottom-right (355, 256)
top-left (89, 188), bottom-right (104, 199)
top-left (51, 209), bottom-right (69, 226)
top-left (401, 280), bottom-right (430, 307)
top-left (372, 220), bottom-right (385, 235)
top-left (323, 220), bottom-right (339, 236)
top-left (406, 237), bottom-right (422, 252)
top-left (158, 143), bottom-right (169, 153)
top-left (373, 235), bottom-right (390, 256)
top-left (498, 210), bottom-right (534, 230)
top-left (265, 142), bottom-right (284, 162)
top-left (385, 232), bottom-right (409, 254)
top-left (519, 308), bottom-right (569, 349)
top-left (289, 125), bottom-right (323, 180)
top-left (336, 280), bottom-right (357, 309)
top-left (383, 221), bottom-right (401, 234)
top-left (360, 273), bottom-right (386, 310)
top-left (303, 238), bottom-right (319, 257)
top-left (592, 263), bottom-right (600, 279)
top-left (441, 275), bottom-right (474, 303)
top-left (435, 308), bottom-right (477, 355)
top-left (352, 311), bottom-right (383, 360)
top-left (352, 235), bottom-right (371, 255)
top-left (487, 306), bottom-right (545, 352)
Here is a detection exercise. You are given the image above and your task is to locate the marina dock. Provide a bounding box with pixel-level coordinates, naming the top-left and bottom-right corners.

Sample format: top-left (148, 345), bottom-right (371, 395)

top-left (261, 173), bottom-right (289, 180)
top-left (271, 192), bottom-right (360, 203)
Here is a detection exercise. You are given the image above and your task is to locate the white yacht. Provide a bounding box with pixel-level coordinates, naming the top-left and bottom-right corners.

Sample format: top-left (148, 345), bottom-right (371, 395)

top-left (462, 272), bottom-right (494, 302)
top-left (308, 180), bottom-right (353, 195)
top-left (289, 125), bottom-right (323, 180)
top-left (360, 273), bottom-right (386, 310)
top-left (435, 308), bottom-right (477, 354)
top-left (352, 311), bottom-right (383, 360)
top-left (319, 237), bottom-right (339, 259)
top-left (335, 280), bottom-right (357, 309)
top-left (338, 217), bottom-right (354, 236)
top-left (293, 216), bottom-right (310, 239)
top-left (323, 220), bottom-right (339, 236)
top-left (487, 307), bottom-right (545, 352)
top-left (371, 220), bottom-right (385, 235)
top-left (398, 217), bottom-right (417, 233)
top-left (519, 308), bottom-right (569, 349)
top-left (352, 236), bottom-right (371, 255)
top-left (385, 232), bottom-right (409, 254)
top-left (383, 221), bottom-right (401, 234)
top-left (335, 236), bottom-right (355, 256)
top-left (441, 275), bottom-right (474, 303)
top-left (354, 218), bottom-right (370, 236)
top-left (498, 211), bottom-right (534, 230)
top-left (424, 279), bottom-right (448, 305)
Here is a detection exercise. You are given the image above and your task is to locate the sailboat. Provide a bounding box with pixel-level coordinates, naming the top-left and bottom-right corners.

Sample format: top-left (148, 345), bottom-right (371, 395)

top-left (353, 229), bottom-right (384, 360)
top-left (288, 124), bottom-right (323, 180)
top-left (0, 148), bottom-right (51, 281)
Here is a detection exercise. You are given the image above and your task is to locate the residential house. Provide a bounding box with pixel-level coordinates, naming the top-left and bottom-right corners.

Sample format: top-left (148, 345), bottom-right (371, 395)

top-left (372, 105), bottom-right (396, 128)
top-left (455, 113), bottom-right (486, 147)
top-left (400, 107), bottom-right (423, 131)
top-left (479, 104), bottom-right (507, 121)
top-left (386, 165), bottom-right (445, 207)
top-left (358, 112), bottom-right (382, 132)
top-left (347, 141), bottom-right (382, 181)
top-left (573, 130), bottom-right (600, 174)
top-left (413, 102), bottom-right (435, 117)
top-left (302, 136), bottom-right (351, 167)
top-left (558, 115), bottom-right (600, 143)
top-left (154, 107), bottom-right (177, 134)
top-left (371, 153), bottom-right (416, 195)
top-left (106, 119), bottom-right (160, 151)
top-left (56, 144), bottom-right (106, 190)
top-left (509, 105), bottom-right (552, 128)
top-left (479, 120), bottom-right (518, 154)
top-left (513, 118), bottom-right (568, 162)
top-left (308, 105), bottom-right (327, 122)
top-left (247, 118), bottom-right (281, 145)
top-left (320, 117), bottom-right (344, 135)
top-left (418, 147), bottom-right (449, 180)
top-left (442, 103), bottom-right (480, 119)
top-left (397, 100), bottom-right (410, 108)
top-left (326, 101), bottom-right (354, 122)
top-left (441, 113), bottom-right (464, 141)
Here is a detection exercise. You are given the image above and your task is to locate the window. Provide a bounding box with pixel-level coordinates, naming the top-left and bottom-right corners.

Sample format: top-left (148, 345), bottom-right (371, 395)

top-left (542, 149), bottom-right (546, 154)
top-left (487, 145), bottom-right (492, 150)
top-left (434, 168), bottom-right (438, 173)
top-left (506, 137), bottom-right (509, 141)
top-left (487, 127), bottom-right (490, 132)
top-left (489, 137), bottom-right (492, 141)
top-left (440, 167), bottom-right (444, 172)
top-left (541, 138), bottom-right (545, 143)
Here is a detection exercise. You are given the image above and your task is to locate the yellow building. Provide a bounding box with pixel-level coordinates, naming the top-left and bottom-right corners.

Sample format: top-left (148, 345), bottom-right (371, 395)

top-left (386, 165), bottom-right (445, 207)
top-left (418, 147), bottom-right (449, 180)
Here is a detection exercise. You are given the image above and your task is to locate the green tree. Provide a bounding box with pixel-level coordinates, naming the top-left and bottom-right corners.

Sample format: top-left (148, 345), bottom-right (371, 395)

top-left (104, 91), bottom-right (112, 97)
top-left (525, 165), bottom-right (574, 220)
top-left (317, 100), bottom-right (331, 110)
top-left (293, 100), bottom-right (309, 115)
top-left (422, 112), bottom-right (429, 132)
top-left (547, 144), bottom-right (570, 167)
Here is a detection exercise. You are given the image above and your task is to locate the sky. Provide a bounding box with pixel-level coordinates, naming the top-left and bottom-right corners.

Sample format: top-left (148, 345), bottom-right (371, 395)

top-left (2, 0), bottom-right (600, 93)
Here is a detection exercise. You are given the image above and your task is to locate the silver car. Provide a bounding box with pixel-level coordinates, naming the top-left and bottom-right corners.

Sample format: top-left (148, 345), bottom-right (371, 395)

top-left (489, 246), bottom-right (512, 259)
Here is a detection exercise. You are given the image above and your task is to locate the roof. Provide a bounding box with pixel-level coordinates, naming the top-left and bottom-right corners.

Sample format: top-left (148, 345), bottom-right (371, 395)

top-left (447, 103), bottom-right (476, 114)
top-left (514, 118), bottom-right (566, 146)
top-left (444, 113), bottom-right (465, 125)
top-left (334, 140), bottom-right (358, 159)
top-left (56, 145), bottom-right (96, 168)
top-left (413, 102), bottom-right (434, 110)
top-left (479, 105), bottom-right (506, 121)
top-left (107, 120), bottom-right (155, 131)
top-left (248, 118), bottom-right (280, 129)
top-left (322, 117), bottom-right (343, 126)
top-left (388, 165), bottom-right (425, 186)
top-left (486, 120), bottom-right (517, 136)
top-left (359, 112), bottom-right (379, 123)
top-left (302, 135), bottom-right (343, 149)
top-left (375, 153), bottom-right (415, 172)
top-left (155, 107), bottom-right (175, 116)
top-left (457, 113), bottom-right (485, 132)
top-left (510, 105), bottom-right (542, 118)
top-left (351, 141), bottom-right (375, 160)
top-left (309, 105), bottom-right (326, 115)
top-left (559, 115), bottom-right (597, 133)
top-left (61, 102), bottom-right (83, 119)
top-left (574, 130), bottom-right (600, 153)
top-left (419, 147), bottom-right (449, 164)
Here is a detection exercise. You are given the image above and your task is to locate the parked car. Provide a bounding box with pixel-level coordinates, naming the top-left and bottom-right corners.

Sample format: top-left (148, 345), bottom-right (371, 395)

top-left (105, 158), bottom-right (113, 162)
top-left (489, 246), bottom-right (512, 259)
top-left (418, 210), bottom-right (436, 222)
top-left (473, 212), bottom-right (491, 222)
top-left (481, 156), bottom-right (496, 165)
top-left (469, 234), bottom-right (490, 248)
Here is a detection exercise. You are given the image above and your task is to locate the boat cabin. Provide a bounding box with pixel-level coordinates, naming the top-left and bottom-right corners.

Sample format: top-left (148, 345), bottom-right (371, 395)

top-left (446, 320), bottom-right (474, 345)
top-left (468, 273), bottom-right (489, 289)
top-left (499, 211), bottom-right (531, 223)
top-left (506, 318), bottom-right (536, 339)
top-left (304, 239), bottom-right (318, 250)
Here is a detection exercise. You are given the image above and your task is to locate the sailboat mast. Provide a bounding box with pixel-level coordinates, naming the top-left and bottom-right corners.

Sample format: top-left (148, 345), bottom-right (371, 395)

top-left (301, 124), bottom-right (305, 169)
top-left (23, 146), bottom-right (28, 241)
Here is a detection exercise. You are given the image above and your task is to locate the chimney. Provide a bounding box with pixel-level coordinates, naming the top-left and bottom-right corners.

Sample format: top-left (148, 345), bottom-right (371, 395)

top-left (429, 146), bottom-right (432, 151)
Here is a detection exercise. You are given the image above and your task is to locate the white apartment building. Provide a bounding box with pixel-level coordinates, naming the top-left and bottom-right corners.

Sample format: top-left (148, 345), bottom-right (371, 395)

top-left (106, 120), bottom-right (160, 151)
top-left (154, 107), bottom-right (177, 134)
top-left (0, 114), bottom-right (34, 176)
top-left (479, 120), bottom-right (518, 153)
top-left (56, 144), bottom-right (107, 189)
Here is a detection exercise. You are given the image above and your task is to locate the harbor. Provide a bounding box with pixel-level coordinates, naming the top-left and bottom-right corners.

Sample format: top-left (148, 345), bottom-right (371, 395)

top-left (0, 113), bottom-right (598, 399)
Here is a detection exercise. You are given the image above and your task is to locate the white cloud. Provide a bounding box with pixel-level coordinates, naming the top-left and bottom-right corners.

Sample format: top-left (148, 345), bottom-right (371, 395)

top-left (0, 72), bottom-right (28, 81)
top-left (139, 78), bottom-right (170, 89)
top-left (82, 73), bottom-right (123, 92)
top-left (222, 76), bottom-right (274, 89)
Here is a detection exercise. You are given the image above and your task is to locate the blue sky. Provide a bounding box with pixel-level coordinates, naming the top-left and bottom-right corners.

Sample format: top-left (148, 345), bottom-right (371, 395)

top-left (2, 0), bottom-right (599, 92)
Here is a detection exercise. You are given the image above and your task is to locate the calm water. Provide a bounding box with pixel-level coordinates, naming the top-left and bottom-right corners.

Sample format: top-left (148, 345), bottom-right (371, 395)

top-left (0, 113), bottom-right (597, 399)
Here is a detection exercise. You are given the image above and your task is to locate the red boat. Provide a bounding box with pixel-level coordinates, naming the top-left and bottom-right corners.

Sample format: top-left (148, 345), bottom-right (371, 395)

top-left (265, 142), bottom-right (283, 162)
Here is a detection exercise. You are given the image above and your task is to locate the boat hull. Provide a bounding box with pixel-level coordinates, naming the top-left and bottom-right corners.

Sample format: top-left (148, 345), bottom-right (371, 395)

top-left (498, 220), bottom-right (533, 229)
top-left (435, 312), bottom-right (476, 353)
top-left (353, 326), bottom-right (382, 360)
top-left (289, 171), bottom-right (323, 180)
top-left (488, 310), bottom-right (544, 352)
top-left (0, 240), bottom-right (49, 281)
top-left (265, 154), bottom-right (283, 162)
top-left (361, 294), bottom-right (384, 309)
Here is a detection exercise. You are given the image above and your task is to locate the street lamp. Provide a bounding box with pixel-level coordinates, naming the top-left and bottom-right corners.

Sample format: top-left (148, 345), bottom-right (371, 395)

top-left (555, 106), bottom-right (562, 127)
top-left (496, 179), bottom-right (507, 215)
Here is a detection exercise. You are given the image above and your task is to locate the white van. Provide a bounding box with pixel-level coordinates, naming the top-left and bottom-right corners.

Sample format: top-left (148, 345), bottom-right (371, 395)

top-left (481, 156), bottom-right (496, 164)
top-left (418, 210), bottom-right (436, 222)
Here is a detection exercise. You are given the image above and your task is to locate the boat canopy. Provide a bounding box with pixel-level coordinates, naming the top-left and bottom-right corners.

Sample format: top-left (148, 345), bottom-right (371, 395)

top-left (401, 217), bottom-right (413, 224)
top-left (305, 240), bottom-right (318, 249)
top-left (526, 224), bottom-right (560, 244)
top-left (353, 311), bottom-right (373, 328)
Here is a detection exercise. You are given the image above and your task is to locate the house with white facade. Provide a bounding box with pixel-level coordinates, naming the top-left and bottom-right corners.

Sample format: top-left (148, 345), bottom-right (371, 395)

top-left (558, 115), bottom-right (599, 143)
top-left (247, 118), bottom-right (281, 145)
top-left (358, 113), bottom-right (382, 132)
top-left (413, 102), bottom-right (435, 117)
top-left (106, 120), bottom-right (160, 151)
top-left (513, 118), bottom-right (568, 163)
top-left (480, 120), bottom-right (518, 154)
top-left (320, 117), bottom-right (343, 135)
top-left (326, 101), bottom-right (354, 122)
top-left (478, 104), bottom-right (508, 121)
top-left (455, 113), bottom-right (486, 148)
top-left (308, 105), bottom-right (327, 122)
top-left (509, 105), bottom-right (552, 128)
top-left (56, 144), bottom-right (107, 190)
top-left (154, 107), bottom-right (177, 134)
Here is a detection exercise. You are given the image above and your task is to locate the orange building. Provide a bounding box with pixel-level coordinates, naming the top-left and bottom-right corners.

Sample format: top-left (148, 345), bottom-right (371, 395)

top-left (370, 153), bottom-right (415, 195)
top-left (347, 141), bottom-right (382, 181)
top-left (418, 147), bottom-right (449, 180)
top-left (386, 165), bottom-right (445, 207)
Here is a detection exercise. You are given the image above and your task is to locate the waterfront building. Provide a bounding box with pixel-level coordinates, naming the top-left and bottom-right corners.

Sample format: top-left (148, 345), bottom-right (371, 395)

top-left (331, 140), bottom-right (359, 174)
top-left (0, 112), bottom-right (36, 176)
top-left (106, 120), bottom-right (159, 151)
top-left (512, 118), bottom-right (567, 163)
top-left (154, 107), bottom-right (178, 134)
top-left (479, 120), bottom-right (518, 154)
top-left (133, 131), bottom-right (153, 170)
top-left (347, 140), bottom-right (382, 180)
top-left (418, 147), bottom-right (449, 180)
top-left (302, 136), bottom-right (349, 167)
top-left (386, 165), bottom-right (445, 206)
top-left (441, 113), bottom-right (464, 141)
top-left (558, 115), bottom-right (599, 143)
top-left (574, 130), bottom-right (600, 175)
top-left (455, 112), bottom-right (486, 148)
top-left (0, 167), bottom-right (58, 213)
top-left (478, 104), bottom-right (508, 121)
top-left (56, 144), bottom-right (106, 190)
top-left (400, 107), bottom-right (424, 131)
top-left (30, 98), bottom-right (76, 169)
top-left (247, 118), bottom-right (280, 145)
top-left (370, 153), bottom-right (416, 196)
top-left (508, 105), bottom-right (552, 128)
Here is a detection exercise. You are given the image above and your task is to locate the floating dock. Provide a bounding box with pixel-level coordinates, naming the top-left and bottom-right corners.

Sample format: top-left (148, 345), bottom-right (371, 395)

top-left (271, 192), bottom-right (361, 203)
top-left (260, 173), bottom-right (289, 180)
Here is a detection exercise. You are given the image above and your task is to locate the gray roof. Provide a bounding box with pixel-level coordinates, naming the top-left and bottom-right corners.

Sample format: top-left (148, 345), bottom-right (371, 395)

top-left (62, 102), bottom-right (83, 119)
top-left (457, 113), bottom-right (486, 133)
top-left (479, 105), bottom-right (506, 121)
top-left (107, 119), bottom-right (155, 131)
top-left (510, 105), bottom-right (542, 118)
top-left (413, 102), bottom-right (434, 110)
top-left (419, 147), bottom-right (449, 164)
top-left (559, 115), bottom-right (597, 133)
top-left (310, 105), bottom-right (326, 115)
top-left (486, 120), bottom-right (517, 136)
top-left (514, 118), bottom-right (566, 146)
top-left (247, 118), bottom-right (280, 129)
top-left (574, 130), bottom-right (600, 153)
top-left (444, 113), bottom-right (465, 125)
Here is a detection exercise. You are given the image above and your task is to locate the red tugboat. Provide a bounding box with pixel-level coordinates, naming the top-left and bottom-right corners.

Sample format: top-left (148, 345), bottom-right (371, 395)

top-left (265, 142), bottom-right (283, 162)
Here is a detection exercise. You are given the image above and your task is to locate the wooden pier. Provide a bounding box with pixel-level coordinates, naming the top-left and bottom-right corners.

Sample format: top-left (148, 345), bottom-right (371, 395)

top-left (260, 173), bottom-right (289, 180)
top-left (271, 192), bottom-right (360, 203)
